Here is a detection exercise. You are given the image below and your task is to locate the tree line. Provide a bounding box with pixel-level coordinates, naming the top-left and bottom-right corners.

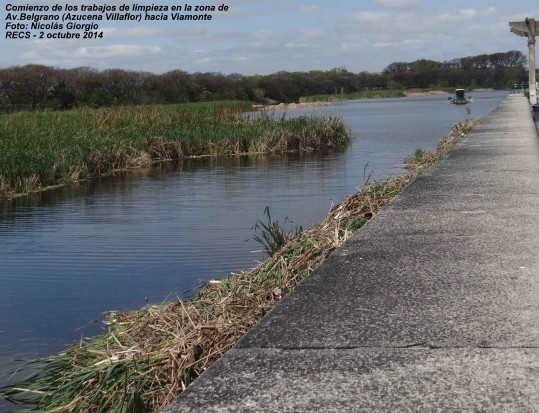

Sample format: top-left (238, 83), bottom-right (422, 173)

top-left (0, 50), bottom-right (529, 111)
top-left (383, 50), bottom-right (527, 90)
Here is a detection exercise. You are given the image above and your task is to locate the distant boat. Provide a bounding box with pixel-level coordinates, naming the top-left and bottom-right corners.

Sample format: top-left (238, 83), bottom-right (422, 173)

top-left (448, 89), bottom-right (472, 104)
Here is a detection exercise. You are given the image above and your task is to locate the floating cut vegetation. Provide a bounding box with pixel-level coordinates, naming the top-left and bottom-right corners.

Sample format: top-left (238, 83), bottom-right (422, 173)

top-left (1, 119), bottom-right (478, 412)
top-left (0, 101), bottom-right (352, 198)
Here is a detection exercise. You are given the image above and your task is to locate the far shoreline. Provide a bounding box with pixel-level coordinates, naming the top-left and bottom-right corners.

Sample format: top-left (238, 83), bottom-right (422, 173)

top-left (254, 88), bottom-right (497, 110)
top-left (253, 101), bottom-right (332, 110)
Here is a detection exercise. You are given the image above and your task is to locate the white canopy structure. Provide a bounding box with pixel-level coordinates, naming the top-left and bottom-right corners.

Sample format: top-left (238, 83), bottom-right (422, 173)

top-left (509, 18), bottom-right (539, 104)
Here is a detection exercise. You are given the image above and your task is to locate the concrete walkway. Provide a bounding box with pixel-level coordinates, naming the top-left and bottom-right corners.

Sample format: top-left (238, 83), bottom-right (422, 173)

top-left (163, 95), bottom-right (539, 412)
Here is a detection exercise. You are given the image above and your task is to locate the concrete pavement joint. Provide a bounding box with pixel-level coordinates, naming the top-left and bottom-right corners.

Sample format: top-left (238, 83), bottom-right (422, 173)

top-left (245, 345), bottom-right (539, 350)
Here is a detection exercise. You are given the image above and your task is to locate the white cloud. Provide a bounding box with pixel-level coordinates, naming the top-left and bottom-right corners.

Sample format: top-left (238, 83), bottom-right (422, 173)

top-left (351, 11), bottom-right (390, 24)
top-left (101, 26), bottom-right (165, 39)
top-left (254, 30), bottom-right (274, 40)
top-left (458, 9), bottom-right (477, 19)
top-left (70, 45), bottom-right (162, 59)
top-left (340, 42), bottom-right (363, 51)
top-left (194, 57), bottom-right (212, 64)
top-left (20, 43), bottom-right (162, 66)
top-left (300, 5), bottom-right (320, 14)
top-left (298, 30), bottom-right (324, 42)
top-left (285, 42), bottom-right (310, 49)
top-left (374, 0), bottom-right (418, 9)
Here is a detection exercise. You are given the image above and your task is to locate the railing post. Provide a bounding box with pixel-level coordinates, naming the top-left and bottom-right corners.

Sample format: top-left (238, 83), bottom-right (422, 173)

top-left (532, 104), bottom-right (539, 122)
top-left (527, 19), bottom-right (537, 104)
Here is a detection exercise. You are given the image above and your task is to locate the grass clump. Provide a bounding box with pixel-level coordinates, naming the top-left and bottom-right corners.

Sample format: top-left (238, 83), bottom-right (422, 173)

top-left (0, 101), bottom-right (352, 198)
top-left (252, 207), bottom-right (302, 257)
top-left (404, 118), bottom-right (479, 173)
top-left (0, 119), bottom-right (479, 412)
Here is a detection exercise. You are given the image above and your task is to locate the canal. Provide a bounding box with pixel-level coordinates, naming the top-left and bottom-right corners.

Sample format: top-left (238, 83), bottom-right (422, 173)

top-left (0, 91), bottom-right (508, 410)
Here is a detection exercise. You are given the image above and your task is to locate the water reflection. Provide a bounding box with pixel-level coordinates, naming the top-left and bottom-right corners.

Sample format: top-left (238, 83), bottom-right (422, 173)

top-left (0, 91), bottom-right (508, 410)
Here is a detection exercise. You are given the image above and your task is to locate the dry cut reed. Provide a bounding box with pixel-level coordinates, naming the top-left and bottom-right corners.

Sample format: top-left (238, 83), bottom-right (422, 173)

top-left (404, 118), bottom-right (479, 172)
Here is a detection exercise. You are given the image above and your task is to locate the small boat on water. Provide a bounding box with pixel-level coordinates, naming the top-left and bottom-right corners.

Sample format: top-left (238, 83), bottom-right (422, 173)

top-left (448, 89), bottom-right (472, 104)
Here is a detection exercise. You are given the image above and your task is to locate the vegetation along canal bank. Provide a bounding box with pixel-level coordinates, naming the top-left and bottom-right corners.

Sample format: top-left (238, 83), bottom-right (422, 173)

top-left (0, 101), bottom-right (351, 199)
top-left (0, 118), bottom-right (478, 411)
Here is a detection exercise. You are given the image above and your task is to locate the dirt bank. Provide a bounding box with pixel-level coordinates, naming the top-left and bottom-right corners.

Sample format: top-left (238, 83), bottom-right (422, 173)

top-left (253, 102), bottom-right (332, 111)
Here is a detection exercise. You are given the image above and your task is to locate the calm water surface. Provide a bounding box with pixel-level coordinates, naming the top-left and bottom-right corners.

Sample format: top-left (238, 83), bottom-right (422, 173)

top-left (0, 91), bottom-right (508, 409)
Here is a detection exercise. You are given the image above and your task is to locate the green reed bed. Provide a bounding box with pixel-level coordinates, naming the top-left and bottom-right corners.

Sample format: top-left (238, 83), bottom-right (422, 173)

top-left (0, 101), bottom-right (352, 198)
top-left (0, 119), bottom-right (480, 413)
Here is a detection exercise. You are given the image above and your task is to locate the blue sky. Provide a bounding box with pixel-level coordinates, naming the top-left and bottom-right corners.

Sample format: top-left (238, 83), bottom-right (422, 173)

top-left (1, 0), bottom-right (537, 74)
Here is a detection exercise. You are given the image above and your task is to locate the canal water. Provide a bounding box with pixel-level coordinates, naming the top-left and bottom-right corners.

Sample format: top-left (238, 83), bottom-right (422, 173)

top-left (0, 91), bottom-right (507, 410)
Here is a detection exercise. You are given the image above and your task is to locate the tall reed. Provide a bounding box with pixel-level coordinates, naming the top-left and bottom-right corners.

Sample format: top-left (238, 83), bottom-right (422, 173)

top-left (0, 101), bottom-right (352, 198)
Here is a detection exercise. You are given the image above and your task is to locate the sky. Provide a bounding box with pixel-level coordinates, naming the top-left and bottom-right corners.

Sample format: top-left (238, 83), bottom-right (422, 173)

top-left (0, 0), bottom-right (537, 75)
